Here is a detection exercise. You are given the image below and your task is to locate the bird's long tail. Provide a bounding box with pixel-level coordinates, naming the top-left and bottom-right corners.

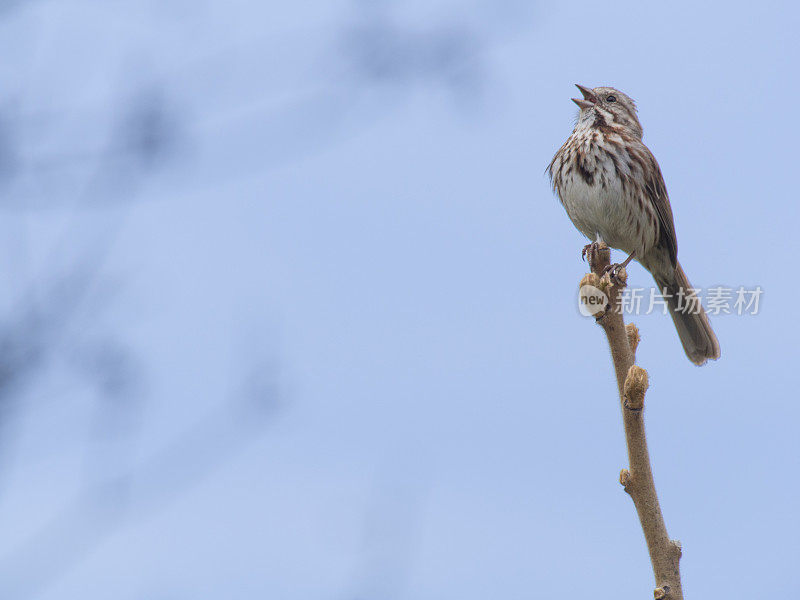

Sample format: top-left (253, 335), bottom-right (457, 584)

top-left (654, 262), bottom-right (721, 365)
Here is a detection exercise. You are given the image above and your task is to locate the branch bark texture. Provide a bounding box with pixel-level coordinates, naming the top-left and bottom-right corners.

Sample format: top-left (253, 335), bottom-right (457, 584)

top-left (582, 243), bottom-right (683, 600)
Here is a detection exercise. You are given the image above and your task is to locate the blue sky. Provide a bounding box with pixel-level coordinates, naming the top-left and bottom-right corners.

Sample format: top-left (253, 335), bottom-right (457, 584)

top-left (0, 1), bottom-right (796, 598)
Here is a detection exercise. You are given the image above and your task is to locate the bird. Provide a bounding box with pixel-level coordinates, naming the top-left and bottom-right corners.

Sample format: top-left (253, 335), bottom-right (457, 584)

top-left (547, 84), bottom-right (720, 365)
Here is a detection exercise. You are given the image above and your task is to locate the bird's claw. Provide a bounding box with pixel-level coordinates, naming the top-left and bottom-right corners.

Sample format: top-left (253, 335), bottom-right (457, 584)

top-left (603, 263), bottom-right (627, 286)
top-left (582, 241), bottom-right (601, 263)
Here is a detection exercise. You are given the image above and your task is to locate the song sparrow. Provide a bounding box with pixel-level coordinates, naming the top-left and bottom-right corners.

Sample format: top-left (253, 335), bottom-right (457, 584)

top-left (548, 84), bottom-right (720, 365)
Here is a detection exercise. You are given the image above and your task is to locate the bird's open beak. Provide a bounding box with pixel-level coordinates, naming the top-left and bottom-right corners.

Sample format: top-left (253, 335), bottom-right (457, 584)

top-left (572, 84), bottom-right (597, 109)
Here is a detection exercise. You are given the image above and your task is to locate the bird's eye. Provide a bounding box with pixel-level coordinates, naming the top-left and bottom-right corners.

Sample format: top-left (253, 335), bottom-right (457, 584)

top-left (606, 95), bottom-right (617, 103)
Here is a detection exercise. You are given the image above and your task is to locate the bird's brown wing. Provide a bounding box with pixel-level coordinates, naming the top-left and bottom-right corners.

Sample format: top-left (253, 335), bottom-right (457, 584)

top-left (642, 149), bottom-right (678, 267)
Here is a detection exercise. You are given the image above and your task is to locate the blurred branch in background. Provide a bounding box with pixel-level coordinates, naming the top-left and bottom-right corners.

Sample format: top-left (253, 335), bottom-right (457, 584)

top-left (0, 36), bottom-right (278, 596)
top-left (0, 81), bottom-right (183, 210)
top-left (0, 1), bottom-right (538, 596)
top-left (0, 72), bottom-right (185, 455)
top-left (0, 349), bottom-right (282, 598)
top-left (170, 0), bottom-right (535, 179)
top-left (342, 2), bottom-right (485, 98)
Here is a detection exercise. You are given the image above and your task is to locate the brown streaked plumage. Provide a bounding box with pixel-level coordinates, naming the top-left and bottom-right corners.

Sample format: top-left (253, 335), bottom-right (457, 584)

top-left (548, 84), bottom-right (720, 365)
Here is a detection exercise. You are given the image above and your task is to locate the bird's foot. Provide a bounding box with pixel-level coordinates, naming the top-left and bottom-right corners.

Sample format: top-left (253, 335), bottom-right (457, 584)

top-left (603, 263), bottom-right (628, 287)
top-left (582, 241), bottom-right (601, 264)
top-left (582, 241), bottom-right (610, 272)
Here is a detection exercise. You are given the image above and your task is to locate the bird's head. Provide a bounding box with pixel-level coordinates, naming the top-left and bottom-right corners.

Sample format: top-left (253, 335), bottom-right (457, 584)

top-left (572, 85), bottom-right (643, 138)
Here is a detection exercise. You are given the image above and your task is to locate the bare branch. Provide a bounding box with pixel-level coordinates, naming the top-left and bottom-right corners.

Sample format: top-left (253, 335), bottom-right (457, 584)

top-left (585, 243), bottom-right (683, 600)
